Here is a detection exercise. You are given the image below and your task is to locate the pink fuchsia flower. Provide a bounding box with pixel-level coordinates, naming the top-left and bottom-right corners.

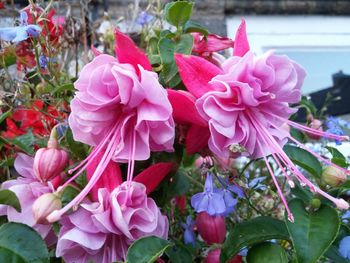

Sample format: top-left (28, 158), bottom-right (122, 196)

top-left (0, 153), bottom-right (56, 241)
top-left (56, 183), bottom-right (169, 263)
top-left (174, 19), bottom-right (349, 221)
top-left (49, 30), bottom-right (175, 222)
top-left (192, 33), bottom-right (234, 55)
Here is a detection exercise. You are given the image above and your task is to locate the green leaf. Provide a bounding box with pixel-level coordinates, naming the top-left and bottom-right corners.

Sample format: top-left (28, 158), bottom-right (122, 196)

top-left (284, 144), bottom-right (322, 179)
top-left (326, 146), bottom-right (348, 168)
top-left (247, 242), bottom-right (288, 263)
top-left (0, 222), bottom-right (49, 262)
top-left (220, 216), bottom-right (290, 263)
top-left (164, 1), bottom-right (194, 28)
top-left (65, 128), bottom-right (88, 159)
top-left (60, 185), bottom-right (80, 206)
top-left (291, 182), bottom-right (313, 202)
top-left (51, 83), bottom-right (75, 95)
top-left (158, 34), bottom-right (193, 87)
top-left (0, 109), bottom-right (11, 125)
top-left (0, 189), bottom-right (21, 212)
top-left (285, 199), bottom-right (340, 263)
top-left (325, 245), bottom-right (350, 263)
top-left (183, 21), bottom-right (209, 36)
top-left (165, 243), bottom-right (192, 263)
top-left (9, 131), bottom-right (35, 155)
top-left (166, 169), bottom-right (190, 198)
top-left (126, 236), bottom-right (172, 263)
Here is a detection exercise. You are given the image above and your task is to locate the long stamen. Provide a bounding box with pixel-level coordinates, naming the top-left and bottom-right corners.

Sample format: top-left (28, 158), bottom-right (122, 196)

top-left (68, 122), bottom-right (120, 174)
top-left (47, 127), bottom-right (121, 222)
top-left (287, 134), bottom-right (350, 175)
top-left (248, 112), bottom-right (349, 210)
top-left (59, 123), bottom-right (121, 190)
top-left (268, 112), bottom-right (349, 141)
top-left (258, 141), bottom-right (294, 222)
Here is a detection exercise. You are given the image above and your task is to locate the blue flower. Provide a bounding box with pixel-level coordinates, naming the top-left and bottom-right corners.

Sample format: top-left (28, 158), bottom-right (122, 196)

top-left (39, 55), bottom-right (48, 68)
top-left (180, 216), bottom-right (196, 247)
top-left (0, 11), bottom-right (41, 42)
top-left (247, 175), bottom-right (267, 190)
top-left (191, 173), bottom-right (226, 216)
top-left (136, 11), bottom-right (154, 26)
top-left (339, 236), bottom-right (350, 259)
top-left (342, 210), bottom-right (350, 223)
top-left (217, 176), bottom-right (244, 198)
top-left (325, 116), bottom-right (348, 145)
top-left (217, 188), bottom-right (238, 216)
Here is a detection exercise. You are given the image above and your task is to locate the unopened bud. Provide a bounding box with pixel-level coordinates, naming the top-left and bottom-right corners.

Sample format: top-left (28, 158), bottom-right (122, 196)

top-left (32, 193), bottom-right (62, 224)
top-left (322, 166), bottom-right (347, 187)
top-left (196, 212), bottom-right (226, 245)
top-left (205, 248), bottom-right (242, 263)
top-left (307, 119), bottom-right (323, 140)
top-left (33, 128), bottom-right (68, 182)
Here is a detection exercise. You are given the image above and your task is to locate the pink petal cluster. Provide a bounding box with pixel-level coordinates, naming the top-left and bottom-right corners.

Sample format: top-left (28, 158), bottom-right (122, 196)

top-left (0, 153), bottom-right (55, 241)
top-left (196, 50), bottom-right (305, 158)
top-left (68, 53), bottom-right (174, 162)
top-left (56, 182), bottom-right (168, 263)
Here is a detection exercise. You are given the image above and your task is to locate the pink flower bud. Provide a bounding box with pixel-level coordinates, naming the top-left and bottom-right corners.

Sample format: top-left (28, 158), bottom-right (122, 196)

top-left (32, 193), bottom-right (62, 224)
top-left (33, 138), bottom-right (68, 182)
top-left (205, 249), bottom-right (242, 263)
top-left (196, 212), bottom-right (226, 244)
top-left (322, 166), bottom-right (347, 187)
top-left (307, 119), bottom-right (323, 140)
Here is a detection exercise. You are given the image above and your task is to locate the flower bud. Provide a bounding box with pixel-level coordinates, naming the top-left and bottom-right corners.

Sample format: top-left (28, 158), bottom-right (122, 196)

top-left (322, 166), bottom-right (347, 187)
top-left (307, 119), bottom-right (323, 140)
top-left (32, 193), bottom-right (62, 224)
top-left (205, 249), bottom-right (242, 263)
top-left (33, 135), bottom-right (68, 182)
top-left (196, 212), bottom-right (226, 244)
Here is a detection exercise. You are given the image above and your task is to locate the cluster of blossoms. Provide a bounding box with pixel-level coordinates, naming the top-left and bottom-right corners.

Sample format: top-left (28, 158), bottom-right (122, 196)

top-left (1, 3), bottom-right (350, 262)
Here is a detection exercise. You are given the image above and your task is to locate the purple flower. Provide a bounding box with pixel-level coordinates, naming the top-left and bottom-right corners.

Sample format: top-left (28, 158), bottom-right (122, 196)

top-left (217, 176), bottom-right (244, 198)
top-left (339, 236), bottom-right (350, 259)
top-left (0, 11), bottom-right (41, 42)
top-left (191, 173), bottom-right (226, 216)
top-left (136, 11), bottom-right (154, 26)
top-left (247, 175), bottom-right (267, 190)
top-left (180, 216), bottom-right (196, 247)
top-left (39, 55), bottom-right (48, 68)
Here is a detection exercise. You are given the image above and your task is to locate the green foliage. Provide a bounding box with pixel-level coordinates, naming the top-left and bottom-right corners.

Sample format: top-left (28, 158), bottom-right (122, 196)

top-left (158, 34), bottom-right (193, 87)
top-left (183, 21), bottom-right (209, 36)
top-left (164, 1), bottom-right (194, 28)
top-left (247, 242), bottom-right (288, 263)
top-left (165, 243), bottom-right (192, 263)
top-left (126, 236), bottom-right (172, 263)
top-left (7, 131), bottom-right (36, 155)
top-left (220, 216), bottom-right (290, 263)
top-left (284, 144), bottom-right (322, 179)
top-left (0, 222), bottom-right (49, 263)
top-left (60, 185), bottom-right (80, 206)
top-left (0, 189), bottom-right (21, 212)
top-left (285, 199), bottom-right (340, 263)
top-left (326, 146), bottom-right (348, 168)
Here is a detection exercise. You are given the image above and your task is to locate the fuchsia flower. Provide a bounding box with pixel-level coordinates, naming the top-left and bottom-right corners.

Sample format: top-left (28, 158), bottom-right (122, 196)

top-left (56, 159), bottom-right (172, 263)
top-left (170, 19), bottom-right (350, 221)
top-left (0, 153), bottom-right (56, 241)
top-left (48, 30), bottom-right (175, 222)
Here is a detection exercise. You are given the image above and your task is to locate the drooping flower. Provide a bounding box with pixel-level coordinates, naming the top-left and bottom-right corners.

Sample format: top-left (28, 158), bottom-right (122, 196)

top-left (180, 216), bottom-right (196, 247)
top-left (196, 212), bottom-right (226, 244)
top-left (339, 236), bottom-right (350, 260)
top-left (56, 182), bottom-right (169, 262)
top-left (0, 153), bottom-right (58, 242)
top-left (0, 11), bottom-right (41, 42)
top-left (174, 19), bottom-right (349, 221)
top-left (47, 30), bottom-right (175, 222)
